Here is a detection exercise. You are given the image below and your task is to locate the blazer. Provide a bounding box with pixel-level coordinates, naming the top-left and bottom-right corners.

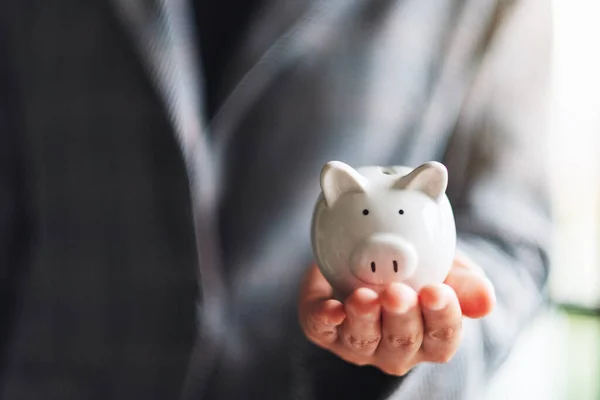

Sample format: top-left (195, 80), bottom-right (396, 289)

top-left (0, 0), bottom-right (553, 399)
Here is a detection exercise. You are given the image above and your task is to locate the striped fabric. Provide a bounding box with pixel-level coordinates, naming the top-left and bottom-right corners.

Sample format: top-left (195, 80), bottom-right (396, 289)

top-left (0, 0), bottom-right (553, 399)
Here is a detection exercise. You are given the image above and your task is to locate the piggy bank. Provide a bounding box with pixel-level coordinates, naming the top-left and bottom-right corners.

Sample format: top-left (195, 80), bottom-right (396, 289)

top-left (310, 161), bottom-right (456, 300)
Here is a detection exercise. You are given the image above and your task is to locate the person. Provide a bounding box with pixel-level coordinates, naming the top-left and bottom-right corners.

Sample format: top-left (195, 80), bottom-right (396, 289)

top-left (0, 0), bottom-right (553, 399)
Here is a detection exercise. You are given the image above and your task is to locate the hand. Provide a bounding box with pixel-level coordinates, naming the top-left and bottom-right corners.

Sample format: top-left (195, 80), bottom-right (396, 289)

top-left (297, 253), bottom-right (496, 376)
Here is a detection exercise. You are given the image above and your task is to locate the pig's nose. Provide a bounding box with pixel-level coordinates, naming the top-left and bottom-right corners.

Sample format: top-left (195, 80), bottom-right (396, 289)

top-left (350, 234), bottom-right (417, 285)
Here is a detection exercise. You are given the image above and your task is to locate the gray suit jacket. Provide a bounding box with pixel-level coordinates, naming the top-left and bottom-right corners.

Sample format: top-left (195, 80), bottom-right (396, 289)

top-left (0, 0), bottom-right (553, 399)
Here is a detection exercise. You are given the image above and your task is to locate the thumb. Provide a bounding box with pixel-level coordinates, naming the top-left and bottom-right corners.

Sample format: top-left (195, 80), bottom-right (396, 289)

top-left (445, 259), bottom-right (496, 319)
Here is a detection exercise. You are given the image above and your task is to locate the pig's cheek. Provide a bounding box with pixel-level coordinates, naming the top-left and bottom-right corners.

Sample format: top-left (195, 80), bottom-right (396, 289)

top-left (316, 225), bottom-right (361, 289)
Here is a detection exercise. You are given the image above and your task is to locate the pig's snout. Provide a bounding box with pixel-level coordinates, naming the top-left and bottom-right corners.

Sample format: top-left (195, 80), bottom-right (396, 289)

top-left (350, 234), bottom-right (417, 285)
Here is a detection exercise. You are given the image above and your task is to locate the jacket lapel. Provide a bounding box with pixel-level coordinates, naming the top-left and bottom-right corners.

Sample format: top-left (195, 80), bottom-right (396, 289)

top-left (108, 3), bottom-right (229, 399)
top-left (209, 0), bottom-right (365, 162)
top-left (108, 0), bottom-right (207, 161)
top-left (109, 0), bottom-right (363, 171)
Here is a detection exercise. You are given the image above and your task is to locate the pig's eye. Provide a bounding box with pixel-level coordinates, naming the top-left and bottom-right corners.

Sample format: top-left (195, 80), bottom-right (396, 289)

top-left (362, 209), bottom-right (369, 215)
top-left (398, 209), bottom-right (404, 215)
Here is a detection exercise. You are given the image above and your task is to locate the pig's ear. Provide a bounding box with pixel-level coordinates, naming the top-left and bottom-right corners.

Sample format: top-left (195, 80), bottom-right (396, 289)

top-left (393, 161), bottom-right (448, 201)
top-left (320, 161), bottom-right (367, 207)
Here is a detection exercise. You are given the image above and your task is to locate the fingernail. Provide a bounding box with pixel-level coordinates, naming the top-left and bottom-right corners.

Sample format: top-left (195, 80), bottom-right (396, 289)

top-left (356, 287), bottom-right (379, 302)
top-left (384, 303), bottom-right (409, 315)
top-left (426, 295), bottom-right (448, 311)
top-left (395, 301), bottom-right (411, 314)
top-left (385, 283), bottom-right (416, 314)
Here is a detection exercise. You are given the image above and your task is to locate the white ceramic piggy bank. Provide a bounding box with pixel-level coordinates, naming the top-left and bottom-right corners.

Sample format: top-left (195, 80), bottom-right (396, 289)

top-left (311, 161), bottom-right (456, 300)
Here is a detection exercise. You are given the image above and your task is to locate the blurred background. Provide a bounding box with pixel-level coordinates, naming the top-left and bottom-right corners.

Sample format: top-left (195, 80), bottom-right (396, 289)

top-left (486, 1), bottom-right (600, 399)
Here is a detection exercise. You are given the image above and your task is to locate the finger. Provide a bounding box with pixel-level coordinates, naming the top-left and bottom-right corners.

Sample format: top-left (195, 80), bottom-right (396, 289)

top-left (339, 288), bottom-right (381, 357)
top-left (378, 283), bottom-right (422, 354)
top-left (298, 264), bottom-right (346, 346)
top-left (376, 283), bottom-right (422, 374)
top-left (298, 264), bottom-right (335, 330)
top-left (302, 298), bottom-right (346, 346)
top-left (445, 263), bottom-right (496, 319)
top-left (419, 284), bottom-right (462, 363)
